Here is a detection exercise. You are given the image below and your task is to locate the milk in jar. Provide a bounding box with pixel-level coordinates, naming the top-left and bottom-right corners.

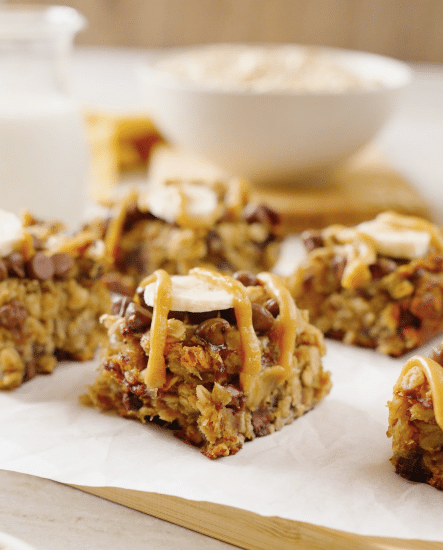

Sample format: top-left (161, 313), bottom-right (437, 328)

top-left (0, 5), bottom-right (89, 228)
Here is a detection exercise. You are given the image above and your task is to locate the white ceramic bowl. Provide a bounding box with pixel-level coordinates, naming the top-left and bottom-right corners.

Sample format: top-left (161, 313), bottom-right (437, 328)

top-left (141, 44), bottom-right (412, 186)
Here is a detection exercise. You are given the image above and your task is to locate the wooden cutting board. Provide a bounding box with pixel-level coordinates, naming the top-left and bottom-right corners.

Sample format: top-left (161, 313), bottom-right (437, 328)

top-left (250, 146), bottom-right (432, 235)
top-left (71, 485), bottom-right (441, 550)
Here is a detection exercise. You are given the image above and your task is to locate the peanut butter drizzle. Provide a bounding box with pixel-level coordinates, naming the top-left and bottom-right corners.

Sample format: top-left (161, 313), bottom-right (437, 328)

top-left (224, 178), bottom-right (250, 220)
top-left (139, 269), bottom-right (172, 389)
top-left (189, 267), bottom-right (262, 395)
top-left (104, 188), bottom-right (138, 261)
top-left (257, 272), bottom-right (297, 378)
top-left (397, 355), bottom-right (443, 430)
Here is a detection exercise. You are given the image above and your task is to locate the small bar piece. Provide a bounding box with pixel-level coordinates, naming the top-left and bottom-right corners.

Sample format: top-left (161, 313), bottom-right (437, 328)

top-left (83, 268), bottom-right (331, 458)
top-left (286, 211), bottom-right (443, 356)
top-left (387, 342), bottom-right (443, 490)
top-left (95, 178), bottom-right (282, 295)
top-left (0, 209), bottom-right (110, 389)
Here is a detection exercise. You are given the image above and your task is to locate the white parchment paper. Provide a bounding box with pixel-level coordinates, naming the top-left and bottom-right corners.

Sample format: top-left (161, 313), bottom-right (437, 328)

top-left (0, 236), bottom-right (442, 543)
top-left (1, 338), bottom-right (442, 542)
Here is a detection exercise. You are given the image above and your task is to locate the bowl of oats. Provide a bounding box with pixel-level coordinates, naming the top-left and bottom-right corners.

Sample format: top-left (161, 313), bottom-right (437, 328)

top-left (141, 43), bottom-right (412, 186)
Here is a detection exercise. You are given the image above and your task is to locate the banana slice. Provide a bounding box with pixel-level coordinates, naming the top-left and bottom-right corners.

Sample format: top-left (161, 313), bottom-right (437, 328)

top-left (0, 208), bottom-right (22, 257)
top-left (143, 274), bottom-right (234, 312)
top-left (357, 219), bottom-right (431, 259)
top-left (139, 181), bottom-right (219, 225)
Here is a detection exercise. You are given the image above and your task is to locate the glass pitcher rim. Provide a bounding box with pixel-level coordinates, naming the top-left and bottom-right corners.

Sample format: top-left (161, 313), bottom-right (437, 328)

top-left (0, 4), bottom-right (87, 39)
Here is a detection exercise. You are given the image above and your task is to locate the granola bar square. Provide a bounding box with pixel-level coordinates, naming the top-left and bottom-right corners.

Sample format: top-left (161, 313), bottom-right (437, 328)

top-left (286, 212), bottom-right (443, 356)
top-left (83, 268), bottom-right (331, 458)
top-left (387, 342), bottom-right (443, 489)
top-left (0, 210), bottom-right (110, 389)
top-left (93, 178), bottom-right (282, 296)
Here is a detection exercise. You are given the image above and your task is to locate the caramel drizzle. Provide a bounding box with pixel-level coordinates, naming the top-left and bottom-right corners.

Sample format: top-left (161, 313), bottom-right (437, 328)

top-left (139, 269), bottom-right (172, 389)
top-left (189, 267), bottom-right (262, 395)
top-left (257, 272), bottom-right (297, 378)
top-left (397, 355), bottom-right (443, 430)
top-left (104, 188), bottom-right (138, 261)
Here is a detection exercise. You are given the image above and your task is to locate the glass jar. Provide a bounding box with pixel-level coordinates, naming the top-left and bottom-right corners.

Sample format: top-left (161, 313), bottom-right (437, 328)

top-left (0, 4), bottom-right (89, 227)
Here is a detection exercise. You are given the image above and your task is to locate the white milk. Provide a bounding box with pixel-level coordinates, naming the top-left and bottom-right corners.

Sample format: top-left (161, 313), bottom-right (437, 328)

top-left (0, 95), bottom-right (89, 228)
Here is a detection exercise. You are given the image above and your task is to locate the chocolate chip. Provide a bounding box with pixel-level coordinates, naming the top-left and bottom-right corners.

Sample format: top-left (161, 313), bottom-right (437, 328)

top-left (251, 302), bottom-right (274, 334)
top-left (5, 252), bottom-right (25, 278)
top-left (31, 234), bottom-right (44, 250)
top-left (121, 204), bottom-right (157, 232)
top-left (101, 273), bottom-right (133, 296)
top-left (216, 259), bottom-right (233, 272)
top-left (206, 230), bottom-right (223, 256)
top-left (225, 385), bottom-right (246, 412)
top-left (243, 203), bottom-right (280, 226)
top-left (24, 360), bottom-right (36, 382)
top-left (251, 405), bottom-right (271, 437)
top-left (187, 310), bottom-right (220, 324)
top-left (0, 300), bottom-right (27, 330)
top-left (122, 392), bottom-right (143, 411)
top-left (369, 258), bottom-right (398, 280)
top-left (195, 318), bottom-right (230, 346)
top-left (111, 295), bottom-right (131, 317)
top-left (167, 310), bottom-right (186, 322)
top-left (51, 253), bottom-right (74, 278)
top-left (26, 252), bottom-right (54, 281)
top-left (0, 260), bottom-right (7, 281)
top-left (124, 302), bottom-right (153, 332)
top-left (301, 230), bottom-right (324, 252)
top-left (135, 285), bottom-right (148, 308)
top-left (264, 298), bottom-right (279, 318)
top-left (121, 246), bottom-right (149, 275)
top-left (332, 255), bottom-right (347, 284)
top-left (233, 270), bottom-right (259, 287)
top-left (78, 258), bottom-right (95, 278)
top-left (220, 308), bottom-right (237, 325)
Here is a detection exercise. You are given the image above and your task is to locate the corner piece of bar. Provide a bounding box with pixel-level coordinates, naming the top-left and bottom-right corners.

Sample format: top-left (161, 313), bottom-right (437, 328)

top-left (0, 209), bottom-right (110, 390)
top-left (83, 268), bottom-right (331, 459)
top-left (286, 211), bottom-right (443, 356)
top-left (387, 341), bottom-right (443, 489)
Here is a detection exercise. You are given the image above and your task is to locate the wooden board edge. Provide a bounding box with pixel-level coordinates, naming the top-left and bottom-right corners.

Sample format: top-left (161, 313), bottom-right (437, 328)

top-left (70, 485), bottom-right (441, 550)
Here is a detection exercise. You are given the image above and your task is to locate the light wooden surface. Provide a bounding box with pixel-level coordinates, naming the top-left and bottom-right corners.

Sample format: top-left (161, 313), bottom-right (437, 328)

top-left (0, 469), bottom-right (237, 550)
top-left (7, 0), bottom-right (443, 62)
top-left (74, 485), bottom-right (443, 550)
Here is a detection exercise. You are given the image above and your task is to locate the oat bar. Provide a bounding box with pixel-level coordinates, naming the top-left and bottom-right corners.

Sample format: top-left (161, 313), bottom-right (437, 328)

top-left (83, 268), bottom-right (331, 458)
top-left (93, 178), bottom-right (281, 296)
top-left (286, 211), bottom-right (443, 356)
top-left (387, 342), bottom-right (443, 489)
top-left (0, 209), bottom-right (110, 389)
